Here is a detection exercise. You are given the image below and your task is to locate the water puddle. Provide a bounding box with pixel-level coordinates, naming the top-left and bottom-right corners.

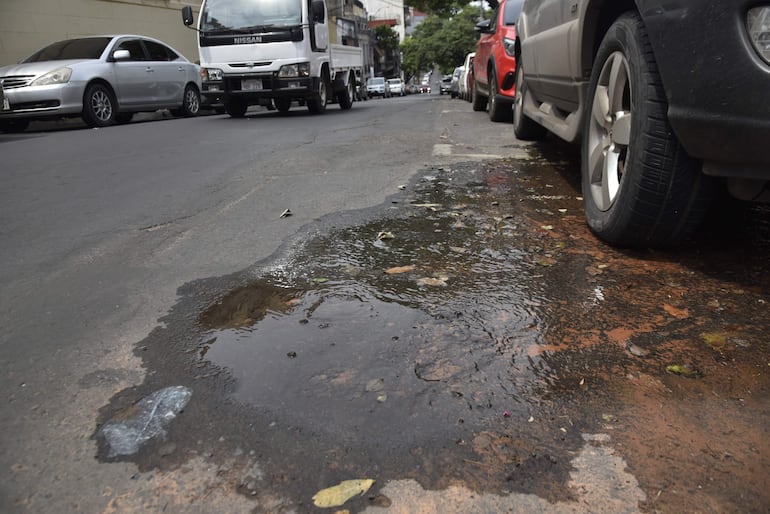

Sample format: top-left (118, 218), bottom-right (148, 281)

top-left (97, 142), bottom-right (770, 512)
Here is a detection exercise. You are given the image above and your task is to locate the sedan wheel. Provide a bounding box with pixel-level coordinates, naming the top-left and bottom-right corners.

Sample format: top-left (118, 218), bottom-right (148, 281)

top-left (581, 13), bottom-right (713, 247)
top-left (82, 84), bottom-right (116, 127)
top-left (181, 85), bottom-right (200, 117)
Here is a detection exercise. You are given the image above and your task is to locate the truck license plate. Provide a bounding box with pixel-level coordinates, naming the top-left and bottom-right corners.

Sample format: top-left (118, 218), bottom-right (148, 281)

top-left (2, 97), bottom-right (9, 111)
top-left (242, 79), bottom-right (262, 91)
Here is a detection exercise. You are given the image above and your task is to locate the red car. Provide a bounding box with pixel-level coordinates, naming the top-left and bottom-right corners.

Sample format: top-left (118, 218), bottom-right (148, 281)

top-left (472, 0), bottom-right (524, 121)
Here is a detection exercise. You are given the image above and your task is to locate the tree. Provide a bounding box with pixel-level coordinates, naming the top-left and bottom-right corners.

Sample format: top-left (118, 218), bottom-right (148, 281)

top-left (373, 24), bottom-right (400, 77)
top-left (407, 0), bottom-right (498, 16)
top-left (401, 4), bottom-right (486, 80)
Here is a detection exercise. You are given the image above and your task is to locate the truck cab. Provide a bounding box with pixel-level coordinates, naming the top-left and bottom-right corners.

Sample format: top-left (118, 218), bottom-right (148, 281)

top-left (183, 0), bottom-right (362, 116)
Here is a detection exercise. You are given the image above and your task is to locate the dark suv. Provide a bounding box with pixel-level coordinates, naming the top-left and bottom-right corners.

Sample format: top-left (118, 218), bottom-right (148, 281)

top-left (515, 1), bottom-right (770, 246)
top-left (472, 0), bottom-right (524, 121)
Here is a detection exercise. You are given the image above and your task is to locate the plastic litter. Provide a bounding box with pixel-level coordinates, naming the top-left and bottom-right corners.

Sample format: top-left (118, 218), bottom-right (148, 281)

top-left (99, 385), bottom-right (192, 457)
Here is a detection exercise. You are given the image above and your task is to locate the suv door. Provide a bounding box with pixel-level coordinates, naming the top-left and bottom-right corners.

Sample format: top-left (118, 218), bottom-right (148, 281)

top-left (474, 5), bottom-right (500, 90)
top-left (519, 0), bottom-right (581, 109)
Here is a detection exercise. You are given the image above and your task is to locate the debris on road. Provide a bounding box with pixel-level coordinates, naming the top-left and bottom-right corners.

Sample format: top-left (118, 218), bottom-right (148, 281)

top-left (99, 386), bottom-right (192, 457)
top-left (312, 478), bottom-right (375, 508)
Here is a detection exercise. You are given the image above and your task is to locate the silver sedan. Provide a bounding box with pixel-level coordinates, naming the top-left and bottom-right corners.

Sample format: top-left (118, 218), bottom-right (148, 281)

top-left (0, 35), bottom-right (201, 132)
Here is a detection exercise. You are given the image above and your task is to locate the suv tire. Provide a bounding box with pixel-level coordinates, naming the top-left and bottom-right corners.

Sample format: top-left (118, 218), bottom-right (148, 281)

top-left (513, 63), bottom-right (547, 140)
top-left (471, 78), bottom-right (486, 111)
top-left (581, 13), bottom-right (714, 247)
top-left (487, 68), bottom-right (511, 122)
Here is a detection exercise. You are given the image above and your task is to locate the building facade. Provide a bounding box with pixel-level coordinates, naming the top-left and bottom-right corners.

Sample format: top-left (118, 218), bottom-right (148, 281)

top-left (364, 0), bottom-right (405, 42)
top-left (0, 0), bottom-right (201, 66)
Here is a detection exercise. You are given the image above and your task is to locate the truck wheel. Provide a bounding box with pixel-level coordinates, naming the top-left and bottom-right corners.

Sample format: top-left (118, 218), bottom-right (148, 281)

top-left (226, 99), bottom-right (248, 118)
top-left (581, 13), bottom-right (714, 247)
top-left (307, 72), bottom-right (329, 114)
top-left (513, 63), bottom-right (547, 141)
top-left (338, 77), bottom-right (353, 110)
top-left (274, 98), bottom-right (291, 113)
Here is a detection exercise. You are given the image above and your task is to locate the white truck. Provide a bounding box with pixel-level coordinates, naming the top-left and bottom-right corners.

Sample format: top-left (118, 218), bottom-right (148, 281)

top-left (182, 0), bottom-right (363, 116)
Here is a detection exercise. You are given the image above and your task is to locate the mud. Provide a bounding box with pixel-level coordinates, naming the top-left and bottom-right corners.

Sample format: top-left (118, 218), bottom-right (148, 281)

top-left (95, 140), bottom-right (770, 513)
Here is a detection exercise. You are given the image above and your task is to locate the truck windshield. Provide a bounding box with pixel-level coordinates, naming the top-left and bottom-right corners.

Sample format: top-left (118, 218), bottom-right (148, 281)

top-left (200, 0), bottom-right (302, 32)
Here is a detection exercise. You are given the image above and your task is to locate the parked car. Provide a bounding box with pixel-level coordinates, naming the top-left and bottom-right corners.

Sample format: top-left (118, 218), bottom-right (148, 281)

top-left (450, 67), bottom-right (463, 98)
top-left (472, 0), bottom-right (524, 121)
top-left (440, 75), bottom-right (452, 95)
top-left (516, 2), bottom-right (770, 246)
top-left (458, 52), bottom-right (475, 101)
top-left (0, 35), bottom-right (201, 132)
top-left (386, 78), bottom-right (405, 96)
top-left (419, 81), bottom-right (431, 94)
top-left (366, 77), bottom-right (391, 98)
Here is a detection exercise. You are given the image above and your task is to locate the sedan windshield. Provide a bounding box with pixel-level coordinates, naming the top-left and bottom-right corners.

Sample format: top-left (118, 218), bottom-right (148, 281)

top-left (201, 0), bottom-right (302, 32)
top-left (23, 37), bottom-right (112, 63)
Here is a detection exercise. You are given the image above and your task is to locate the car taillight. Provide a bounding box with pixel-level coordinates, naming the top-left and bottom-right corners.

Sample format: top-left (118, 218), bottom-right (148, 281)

top-left (747, 7), bottom-right (770, 64)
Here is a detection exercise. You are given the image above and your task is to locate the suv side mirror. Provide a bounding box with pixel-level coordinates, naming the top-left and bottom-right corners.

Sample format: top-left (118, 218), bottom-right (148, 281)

top-left (311, 0), bottom-right (325, 23)
top-left (475, 19), bottom-right (492, 33)
top-left (182, 6), bottom-right (194, 26)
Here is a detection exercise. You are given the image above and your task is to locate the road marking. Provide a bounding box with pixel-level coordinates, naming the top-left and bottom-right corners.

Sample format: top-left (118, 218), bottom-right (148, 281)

top-left (432, 143), bottom-right (530, 161)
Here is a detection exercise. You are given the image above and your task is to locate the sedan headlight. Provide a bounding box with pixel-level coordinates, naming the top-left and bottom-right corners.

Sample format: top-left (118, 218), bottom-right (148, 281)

top-left (203, 68), bottom-right (223, 81)
top-left (278, 62), bottom-right (310, 78)
top-left (503, 37), bottom-right (516, 57)
top-left (747, 7), bottom-right (770, 64)
top-left (31, 67), bottom-right (72, 86)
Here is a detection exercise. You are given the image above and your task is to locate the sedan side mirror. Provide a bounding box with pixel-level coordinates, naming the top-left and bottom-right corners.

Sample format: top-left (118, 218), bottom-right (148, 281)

top-left (310, 0), bottom-right (325, 23)
top-left (112, 49), bottom-right (131, 61)
top-left (182, 6), bottom-right (194, 27)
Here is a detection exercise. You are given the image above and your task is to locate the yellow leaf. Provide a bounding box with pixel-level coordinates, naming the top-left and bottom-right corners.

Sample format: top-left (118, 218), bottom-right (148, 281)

top-left (312, 479), bottom-right (375, 508)
top-left (701, 332), bottom-right (726, 350)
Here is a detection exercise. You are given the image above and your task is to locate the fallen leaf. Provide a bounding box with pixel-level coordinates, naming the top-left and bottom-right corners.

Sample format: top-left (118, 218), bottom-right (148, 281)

top-left (701, 332), bottom-right (727, 351)
top-left (376, 231), bottom-right (395, 240)
top-left (279, 208), bottom-right (292, 218)
top-left (385, 265), bottom-right (415, 275)
top-left (449, 246), bottom-right (467, 253)
top-left (541, 225), bottom-right (554, 230)
top-left (376, 393), bottom-right (388, 403)
top-left (312, 479), bottom-right (375, 508)
top-left (663, 304), bottom-right (689, 319)
top-left (312, 278), bottom-right (330, 284)
top-left (666, 364), bottom-right (702, 378)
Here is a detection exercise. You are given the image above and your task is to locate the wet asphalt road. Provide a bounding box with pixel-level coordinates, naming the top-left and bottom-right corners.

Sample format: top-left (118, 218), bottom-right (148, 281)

top-left (2, 95), bottom-right (770, 514)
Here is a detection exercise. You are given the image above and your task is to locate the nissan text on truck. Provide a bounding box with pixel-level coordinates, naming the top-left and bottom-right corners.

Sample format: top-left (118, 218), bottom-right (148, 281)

top-left (182, 0), bottom-right (364, 116)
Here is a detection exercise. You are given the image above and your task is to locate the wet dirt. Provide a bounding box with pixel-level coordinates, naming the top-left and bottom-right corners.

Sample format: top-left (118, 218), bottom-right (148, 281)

top-left (95, 140), bottom-right (770, 513)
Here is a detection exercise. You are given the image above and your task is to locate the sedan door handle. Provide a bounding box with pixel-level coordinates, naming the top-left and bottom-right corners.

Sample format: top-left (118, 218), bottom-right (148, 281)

top-left (145, 67), bottom-right (155, 73)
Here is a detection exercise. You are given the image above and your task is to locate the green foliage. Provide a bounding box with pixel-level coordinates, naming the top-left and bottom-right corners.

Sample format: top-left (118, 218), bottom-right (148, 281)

top-left (407, 0), bottom-right (498, 16)
top-left (401, 4), bottom-right (486, 80)
top-left (373, 24), bottom-right (400, 53)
